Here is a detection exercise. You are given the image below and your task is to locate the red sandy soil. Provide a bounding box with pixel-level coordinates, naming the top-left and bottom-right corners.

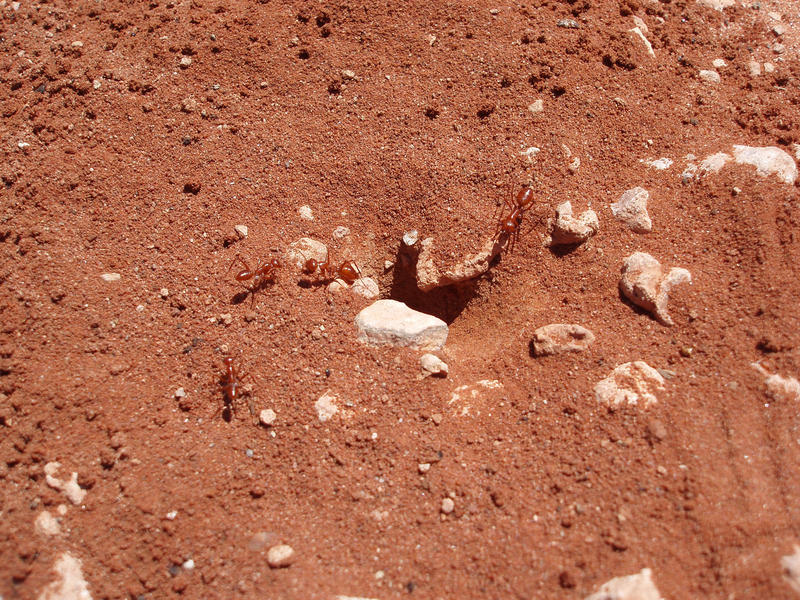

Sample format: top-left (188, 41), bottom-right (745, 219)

top-left (1, 0), bottom-right (799, 598)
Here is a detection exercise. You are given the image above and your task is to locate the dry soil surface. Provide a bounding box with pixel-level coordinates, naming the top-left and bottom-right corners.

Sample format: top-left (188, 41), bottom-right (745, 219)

top-left (1, 0), bottom-right (800, 599)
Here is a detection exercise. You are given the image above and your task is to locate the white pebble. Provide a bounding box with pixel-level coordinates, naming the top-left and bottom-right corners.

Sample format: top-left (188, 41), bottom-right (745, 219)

top-left (182, 559), bottom-right (195, 571)
top-left (698, 69), bottom-right (720, 84)
top-left (234, 224), bottom-right (248, 238)
top-left (165, 510), bottom-right (178, 520)
top-left (441, 498), bottom-right (455, 514)
top-left (101, 272), bottom-right (121, 282)
top-left (267, 544), bottom-right (296, 568)
top-left (528, 99), bottom-right (544, 114)
top-left (332, 226), bottom-right (350, 239)
top-left (420, 353), bottom-right (448, 377)
top-left (315, 391), bottom-right (338, 422)
top-left (160, 288), bottom-right (169, 298)
top-left (355, 300), bottom-right (448, 351)
top-left (180, 56), bottom-right (192, 68)
top-left (259, 408), bottom-right (277, 426)
top-left (298, 205), bottom-right (314, 220)
top-left (418, 463), bottom-right (431, 474)
top-left (174, 387), bottom-right (186, 398)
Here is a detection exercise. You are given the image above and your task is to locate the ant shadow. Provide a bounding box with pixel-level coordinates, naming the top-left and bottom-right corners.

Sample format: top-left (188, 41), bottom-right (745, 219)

top-left (386, 249), bottom-right (491, 326)
top-left (547, 243), bottom-right (583, 257)
top-left (230, 291), bottom-right (250, 305)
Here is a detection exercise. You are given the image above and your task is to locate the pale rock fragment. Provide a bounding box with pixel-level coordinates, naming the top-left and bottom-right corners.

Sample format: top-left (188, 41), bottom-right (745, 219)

top-left (732, 145), bottom-right (798, 184)
top-left (712, 58), bottom-right (727, 68)
top-left (416, 236), bottom-right (503, 291)
top-left (644, 157), bottom-right (672, 170)
top-left (420, 353), bottom-right (449, 377)
top-left (628, 27), bottom-right (655, 57)
top-left (594, 362), bottom-right (665, 408)
top-left (531, 324), bottom-right (595, 356)
top-left (632, 15), bottom-right (648, 33)
top-left (547, 201), bottom-right (599, 247)
top-left (298, 205), bottom-right (314, 220)
top-left (782, 545), bottom-right (800, 594)
top-left (528, 99), bottom-right (544, 114)
top-left (267, 544), bottom-right (295, 568)
top-left (611, 187), bottom-right (652, 233)
top-left (259, 408), bottom-right (276, 426)
top-left (286, 237), bottom-right (327, 269)
top-left (356, 300), bottom-right (448, 350)
top-left (585, 568), bottom-right (663, 600)
top-left (100, 272), bottom-right (121, 282)
top-left (44, 462), bottom-right (87, 505)
top-left (752, 363), bottom-right (800, 402)
top-left (350, 276), bottom-right (379, 299)
top-left (402, 230), bottom-right (419, 247)
top-left (315, 390), bottom-right (339, 422)
top-left (700, 152), bottom-right (731, 174)
top-left (35, 511), bottom-right (61, 536)
top-left (748, 60), bottom-right (762, 77)
top-left (332, 226), bottom-right (350, 240)
top-left (699, 69), bottom-right (720, 83)
top-left (441, 498), bottom-right (455, 514)
top-left (234, 224), bottom-right (248, 239)
top-left (697, 0), bottom-right (735, 9)
top-left (38, 553), bottom-right (92, 600)
top-left (619, 252), bottom-right (691, 326)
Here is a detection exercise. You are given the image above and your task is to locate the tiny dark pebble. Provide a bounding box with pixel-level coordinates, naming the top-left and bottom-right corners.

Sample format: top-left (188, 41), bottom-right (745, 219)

top-left (183, 182), bottom-right (201, 194)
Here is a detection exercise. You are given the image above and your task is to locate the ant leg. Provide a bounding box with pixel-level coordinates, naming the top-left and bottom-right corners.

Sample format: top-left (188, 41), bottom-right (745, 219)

top-left (226, 255), bottom-right (251, 276)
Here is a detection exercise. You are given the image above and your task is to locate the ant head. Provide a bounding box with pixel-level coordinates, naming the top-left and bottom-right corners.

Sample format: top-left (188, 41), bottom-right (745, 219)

top-left (339, 262), bottom-right (359, 285)
top-left (270, 257), bottom-right (282, 269)
top-left (302, 258), bottom-right (318, 274)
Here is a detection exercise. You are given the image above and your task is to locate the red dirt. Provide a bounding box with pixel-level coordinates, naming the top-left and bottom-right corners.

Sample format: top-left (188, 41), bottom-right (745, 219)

top-left (1, 0), bottom-right (799, 598)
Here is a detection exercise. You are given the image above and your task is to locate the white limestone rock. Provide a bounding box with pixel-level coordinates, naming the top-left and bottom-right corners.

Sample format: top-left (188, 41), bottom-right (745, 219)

top-left (315, 390), bottom-right (339, 422)
top-left (356, 300), bottom-right (448, 350)
top-left (416, 236), bottom-right (502, 292)
top-left (585, 568), bottom-right (663, 600)
top-left (620, 252), bottom-right (691, 326)
top-left (420, 353), bottom-right (449, 377)
top-left (595, 362), bottom-right (665, 408)
top-left (35, 511), bottom-right (61, 536)
top-left (44, 462), bottom-right (87, 505)
top-left (782, 545), bottom-right (800, 595)
top-left (612, 187), bottom-right (652, 233)
top-left (547, 201), bottom-right (599, 247)
top-left (752, 363), bottom-right (800, 402)
top-left (697, 0), bottom-right (735, 9)
top-left (267, 544), bottom-right (296, 568)
top-left (699, 69), bottom-right (721, 83)
top-left (350, 276), bottom-right (379, 299)
top-left (285, 237), bottom-right (328, 270)
top-left (531, 324), bottom-right (595, 356)
top-left (732, 145), bottom-right (798, 184)
top-left (38, 553), bottom-right (92, 600)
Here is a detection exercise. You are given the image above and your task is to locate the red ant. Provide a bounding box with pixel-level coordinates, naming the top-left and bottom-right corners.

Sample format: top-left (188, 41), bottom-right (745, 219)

top-left (217, 356), bottom-right (252, 421)
top-left (227, 255), bottom-right (281, 306)
top-left (494, 186), bottom-right (535, 252)
top-left (300, 248), bottom-right (361, 286)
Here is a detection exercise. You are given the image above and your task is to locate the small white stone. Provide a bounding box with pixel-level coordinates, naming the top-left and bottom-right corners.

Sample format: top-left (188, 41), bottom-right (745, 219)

top-left (547, 201), bottom-right (599, 247)
top-left (595, 362), bottom-right (665, 408)
top-left (332, 226), bottom-right (350, 239)
top-left (160, 288), bottom-right (169, 298)
top-left (38, 553), bottom-right (92, 600)
top-left (772, 23), bottom-right (786, 37)
top-left (174, 387), bottom-right (186, 398)
top-left (418, 463), bottom-right (431, 474)
top-left (35, 511), bottom-right (61, 536)
top-left (355, 300), bottom-right (448, 351)
top-left (748, 60), bottom-right (762, 77)
top-left (628, 27), bottom-right (655, 57)
top-left (101, 272), bottom-right (121, 282)
top-left (644, 157), bottom-right (672, 170)
top-left (286, 237), bottom-right (328, 270)
top-left (620, 252), bottom-right (691, 326)
top-left (315, 391), bottom-right (338, 422)
top-left (763, 62), bottom-right (775, 73)
top-left (699, 69), bottom-right (720, 83)
top-left (402, 230), bottom-right (419, 246)
top-left (182, 559), bottom-right (195, 571)
top-left (180, 56), bottom-right (192, 68)
top-left (441, 498), bottom-right (455, 514)
top-left (44, 462), bottom-right (87, 505)
top-left (712, 58), bottom-right (727, 68)
top-left (520, 146), bottom-right (540, 163)
top-left (71, 40), bottom-right (84, 48)
top-left (697, 0), bottom-right (734, 9)
top-left (350, 277), bottom-right (379, 299)
top-left (341, 69), bottom-right (357, 80)
top-left (298, 205), bottom-right (314, 220)
top-left (267, 544), bottom-right (295, 568)
top-left (234, 224), bottom-right (248, 239)
top-left (783, 545), bottom-right (800, 593)
top-left (585, 568), bottom-right (663, 600)
top-left (259, 408), bottom-right (277, 426)
top-left (733, 145), bottom-right (798, 184)
top-left (420, 353), bottom-right (449, 377)
top-left (531, 324), bottom-right (595, 356)
top-left (165, 510), bottom-right (178, 520)
top-left (611, 187), bottom-right (652, 233)
top-left (528, 99), bottom-right (544, 114)
top-left (92, 79), bottom-right (102, 89)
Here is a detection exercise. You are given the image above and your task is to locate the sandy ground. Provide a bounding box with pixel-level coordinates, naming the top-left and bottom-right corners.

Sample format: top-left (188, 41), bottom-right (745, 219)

top-left (1, 0), bottom-right (800, 598)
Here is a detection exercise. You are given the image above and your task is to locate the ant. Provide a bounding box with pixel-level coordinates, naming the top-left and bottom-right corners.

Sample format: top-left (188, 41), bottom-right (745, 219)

top-left (494, 185), bottom-right (535, 252)
top-left (227, 255), bottom-right (281, 307)
top-left (217, 356), bottom-right (253, 421)
top-left (300, 248), bottom-right (361, 286)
